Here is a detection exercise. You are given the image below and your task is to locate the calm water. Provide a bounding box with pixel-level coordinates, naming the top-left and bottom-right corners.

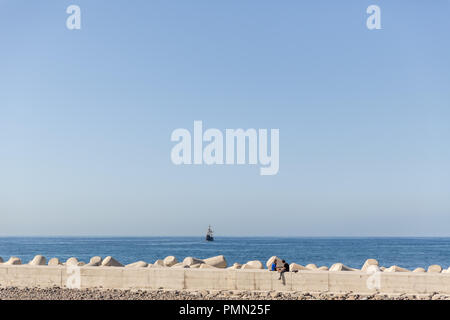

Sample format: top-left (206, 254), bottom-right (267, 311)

top-left (1, 237), bottom-right (450, 270)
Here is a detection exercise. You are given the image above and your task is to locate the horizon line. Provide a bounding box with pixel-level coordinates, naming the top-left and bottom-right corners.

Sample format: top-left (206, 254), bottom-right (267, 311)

top-left (2, 235), bottom-right (450, 238)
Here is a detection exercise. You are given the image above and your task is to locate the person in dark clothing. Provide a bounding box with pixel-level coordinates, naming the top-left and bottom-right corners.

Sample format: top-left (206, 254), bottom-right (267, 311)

top-left (278, 260), bottom-right (289, 280)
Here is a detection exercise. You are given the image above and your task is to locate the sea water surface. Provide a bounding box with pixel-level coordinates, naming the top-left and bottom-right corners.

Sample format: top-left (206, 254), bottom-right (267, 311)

top-left (1, 237), bottom-right (450, 270)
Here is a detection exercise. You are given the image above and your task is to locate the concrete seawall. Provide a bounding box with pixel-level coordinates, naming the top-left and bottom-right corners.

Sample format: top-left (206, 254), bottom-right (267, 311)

top-left (1, 265), bottom-right (450, 294)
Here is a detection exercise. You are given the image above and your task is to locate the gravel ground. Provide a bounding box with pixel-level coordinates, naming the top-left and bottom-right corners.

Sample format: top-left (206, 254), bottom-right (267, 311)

top-left (1, 287), bottom-right (449, 300)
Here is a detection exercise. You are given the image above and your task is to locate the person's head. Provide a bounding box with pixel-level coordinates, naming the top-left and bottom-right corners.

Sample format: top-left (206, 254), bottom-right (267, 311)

top-left (282, 260), bottom-right (285, 263)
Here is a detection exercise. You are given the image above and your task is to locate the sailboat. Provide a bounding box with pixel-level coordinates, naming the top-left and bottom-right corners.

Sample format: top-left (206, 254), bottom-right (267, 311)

top-left (205, 225), bottom-right (214, 241)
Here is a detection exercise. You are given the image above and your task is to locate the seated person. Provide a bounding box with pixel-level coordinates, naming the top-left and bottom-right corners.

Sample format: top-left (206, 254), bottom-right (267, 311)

top-left (277, 260), bottom-right (289, 280)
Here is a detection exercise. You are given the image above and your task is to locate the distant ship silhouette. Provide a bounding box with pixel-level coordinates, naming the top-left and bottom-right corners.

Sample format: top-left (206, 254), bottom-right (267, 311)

top-left (206, 225), bottom-right (214, 241)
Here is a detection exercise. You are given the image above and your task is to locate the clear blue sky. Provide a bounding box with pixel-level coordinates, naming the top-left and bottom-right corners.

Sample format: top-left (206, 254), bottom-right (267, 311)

top-left (1, 0), bottom-right (449, 236)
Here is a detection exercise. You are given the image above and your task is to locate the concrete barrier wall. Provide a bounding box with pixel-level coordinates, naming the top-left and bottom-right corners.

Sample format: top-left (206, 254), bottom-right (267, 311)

top-left (1, 265), bottom-right (450, 294)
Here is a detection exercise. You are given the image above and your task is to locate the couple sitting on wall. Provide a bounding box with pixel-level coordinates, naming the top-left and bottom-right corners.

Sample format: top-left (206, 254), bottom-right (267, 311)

top-left (271, 259), bottom-right (289, 280)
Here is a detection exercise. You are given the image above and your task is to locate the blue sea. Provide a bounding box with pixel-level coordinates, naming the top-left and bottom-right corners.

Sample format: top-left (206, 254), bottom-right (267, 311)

top-left (1, 237), bottom-right (450, 270)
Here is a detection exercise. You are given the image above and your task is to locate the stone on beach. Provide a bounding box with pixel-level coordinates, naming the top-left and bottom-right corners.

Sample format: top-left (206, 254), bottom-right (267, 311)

top-left (101, 256), bottom-right (123, 267)
top-left (306, 264), bottom-right (318, 270)
top-left (318, 266), bottom-right (329, 271)
top-left (241, 260), bottom-right (264, 270)
top-left (48, 258), bottom-right (61, 266)
top-left (227, 263), bottom-right (242, 270)
top-left (0, 257), bottom-right (3, 263)
top-left (190, 263), bottom-right (202, 268)
top-left (289, 263), bottom-right (309, 272)
top-left (125, 261), bottom-right (148, 268)
top-left (330, 263), bottom-right (357, 272)
top-left (384, 265), bottom-right (410, 272)
top-left (163, 256), bottom-right (178, 267)
top-left (153, 259), bottom-right (165, 268)
top-left (5, 257), bottom-right (22, 265)
top-left (28, 255), bottom-right (47, 266)
top-left (183, 257), bottom-right (204, 267)
top-left (365, 265), bottom-right (381, 273)
top-left (413, 267), bottom-right (426, 273)
top-left (203, 255), bottom-right (227, 268)
top-left (427, 265), bottom-right (442, 273)
top-left (199, 264), bottom-right (218, 269)
top-left (87, 256), bottom-right (103, 266)
top-left (171, 262), bottom-right (189, 268)
top-left (361, 259), bottom-right (379, 272)
top-left (170, 262), bottom-right (183, 267)
top-left (66, 257), bottom-right (79, 266)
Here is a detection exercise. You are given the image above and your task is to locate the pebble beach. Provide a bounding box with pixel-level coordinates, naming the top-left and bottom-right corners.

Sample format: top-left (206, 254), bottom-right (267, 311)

top-left (1, 287), bottom-right (450, 300)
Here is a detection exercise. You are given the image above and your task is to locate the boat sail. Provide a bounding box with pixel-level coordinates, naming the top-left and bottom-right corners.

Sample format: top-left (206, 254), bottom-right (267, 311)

top-left (206, 225), bottom-right (214, 241)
